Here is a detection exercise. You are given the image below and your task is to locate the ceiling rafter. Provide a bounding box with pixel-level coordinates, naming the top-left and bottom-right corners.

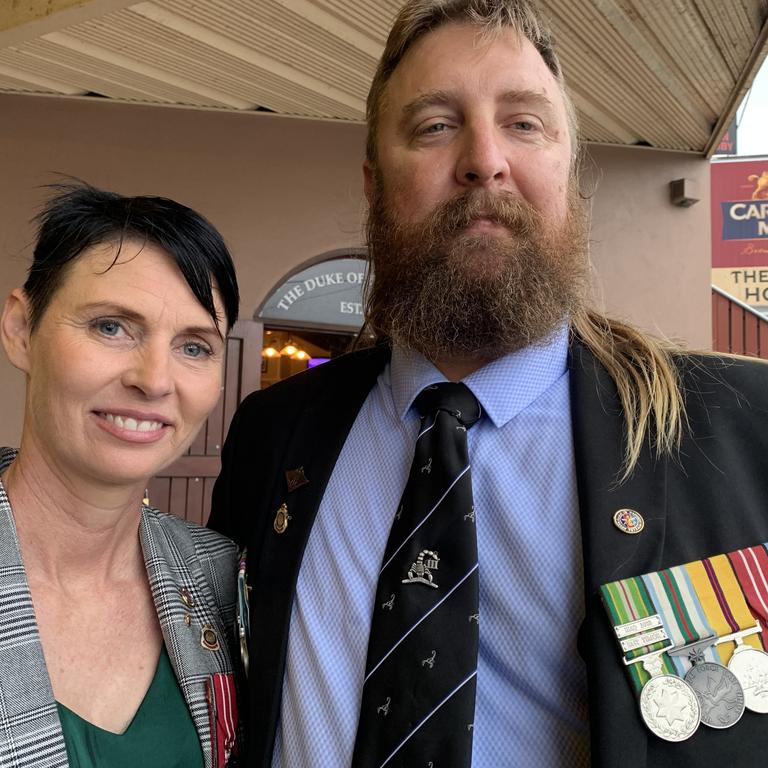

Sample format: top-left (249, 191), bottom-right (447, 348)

top-left (0, 0), bottom-right (765, 155)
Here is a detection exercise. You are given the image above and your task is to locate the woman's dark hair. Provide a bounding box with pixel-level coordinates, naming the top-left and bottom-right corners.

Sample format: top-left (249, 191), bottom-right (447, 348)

top-left (25, 183), bottom-right (239, 332)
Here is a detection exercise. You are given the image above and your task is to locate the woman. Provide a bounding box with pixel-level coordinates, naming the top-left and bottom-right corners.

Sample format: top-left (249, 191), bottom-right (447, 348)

top-left (0, 184), bottom-right (241, 768)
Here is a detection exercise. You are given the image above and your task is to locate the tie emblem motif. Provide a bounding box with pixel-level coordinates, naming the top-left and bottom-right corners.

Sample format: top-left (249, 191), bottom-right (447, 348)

top-left (351, 382), bottom-right (482, 768)
top-left (403, 549), bottom-right (440, 588)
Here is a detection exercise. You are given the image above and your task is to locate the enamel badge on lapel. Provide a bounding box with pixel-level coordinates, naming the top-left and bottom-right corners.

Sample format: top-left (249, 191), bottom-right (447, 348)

top-left (274, 502), bottom-right (291, 533)
top-left (201, 625), bottom-right (220, 651)
top-left (285, 466), bottom-right (309, 492)
top-left (613, 508), bottom-right (645, 534)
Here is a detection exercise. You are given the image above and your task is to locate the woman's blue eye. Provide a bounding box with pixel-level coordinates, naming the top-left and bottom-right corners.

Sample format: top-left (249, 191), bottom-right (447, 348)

top-left (183, 342), bottom-right (210, 358)
top-left (425, 123), bottom-right (447, 133)
top-left (97, 319), bottom-right (122, 336)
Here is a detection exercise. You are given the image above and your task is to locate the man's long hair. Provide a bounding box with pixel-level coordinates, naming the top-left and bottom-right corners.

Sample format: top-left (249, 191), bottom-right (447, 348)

top-left (365, 0), bottom-right (685, 480)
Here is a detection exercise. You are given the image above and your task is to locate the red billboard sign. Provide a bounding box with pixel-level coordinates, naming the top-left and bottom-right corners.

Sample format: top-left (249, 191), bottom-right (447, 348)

top-left (711, 159), bottom-right (768, 309)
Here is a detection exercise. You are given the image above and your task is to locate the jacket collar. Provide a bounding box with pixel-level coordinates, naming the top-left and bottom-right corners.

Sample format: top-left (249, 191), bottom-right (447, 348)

top-left (245, 343), bottom-right (391, 766)
top-left (139, 507), bottom-right (236, 768)
top-left (569, 339), bottom-right (668, 768)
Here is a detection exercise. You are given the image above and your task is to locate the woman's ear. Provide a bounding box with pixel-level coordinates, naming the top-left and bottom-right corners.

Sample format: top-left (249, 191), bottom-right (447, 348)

top-left (1, 289), bottom-right (33, 374)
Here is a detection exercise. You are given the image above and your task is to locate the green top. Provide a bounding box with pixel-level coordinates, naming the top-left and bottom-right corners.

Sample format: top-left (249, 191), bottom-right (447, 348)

top-left (56, 645), bottom-right (204, 768)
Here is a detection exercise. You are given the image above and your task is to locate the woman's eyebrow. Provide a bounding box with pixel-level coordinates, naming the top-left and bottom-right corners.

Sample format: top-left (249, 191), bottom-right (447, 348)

top-left (76, 301), bottom-right (145, 322)
top-left (77, 301), bottom-right (220, 337)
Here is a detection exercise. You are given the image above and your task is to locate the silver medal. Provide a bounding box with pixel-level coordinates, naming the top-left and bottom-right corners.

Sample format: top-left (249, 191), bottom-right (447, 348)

top-left (716, 623), bottom-right (768, 714)
top-left (728, 646), bottom-right (768, 713)
top-left (668, 637), bottom-right (745, 729)
top-left (684, 662), bottom-right (745, 728)
top-left (639, 675), bottom-right (701, 742)
top-left (627, 648), bottom-right (700, 742)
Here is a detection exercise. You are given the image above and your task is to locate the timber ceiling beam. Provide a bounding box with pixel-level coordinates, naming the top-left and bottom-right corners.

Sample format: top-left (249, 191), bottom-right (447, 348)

top-left (0, 0), bottom-right (136, 46)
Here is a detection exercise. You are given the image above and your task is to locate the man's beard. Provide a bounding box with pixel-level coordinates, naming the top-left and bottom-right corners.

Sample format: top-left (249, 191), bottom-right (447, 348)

top-left (365, 181), bottom-right (590, 361)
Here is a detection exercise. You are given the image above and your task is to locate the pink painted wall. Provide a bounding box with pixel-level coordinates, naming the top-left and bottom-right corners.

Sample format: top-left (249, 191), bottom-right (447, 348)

top-left (0, 94), bottom-right (710, 445)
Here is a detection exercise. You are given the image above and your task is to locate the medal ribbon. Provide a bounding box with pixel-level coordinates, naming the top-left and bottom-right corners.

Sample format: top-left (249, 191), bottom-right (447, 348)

top-left (641, 564), bottom-right (718, 675)
top-left (601, 576), bottom-right (674, 692)
top-left (671, 553), bottom-right (761, 665)
top-left (727, 543), bottom-right (768, 650)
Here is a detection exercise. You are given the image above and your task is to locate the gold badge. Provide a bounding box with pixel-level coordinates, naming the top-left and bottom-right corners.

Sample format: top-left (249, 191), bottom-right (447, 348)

top-left (201, 626), bottom-right (220, 651)
top-left (274, 502), bottom-right (292, 534)
top-left (285, 467), bottom-right (309, 492)
top-left (179, 586), bottom-right (195, 608)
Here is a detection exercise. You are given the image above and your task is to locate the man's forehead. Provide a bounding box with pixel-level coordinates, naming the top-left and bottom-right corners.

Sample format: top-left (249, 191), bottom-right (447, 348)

top-left (382, 23), bottom-right (562, 113)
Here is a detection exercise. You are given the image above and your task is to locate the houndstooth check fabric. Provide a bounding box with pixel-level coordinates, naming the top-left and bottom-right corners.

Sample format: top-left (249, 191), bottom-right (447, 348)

top-left (351, 383), bottom-right (482, 768)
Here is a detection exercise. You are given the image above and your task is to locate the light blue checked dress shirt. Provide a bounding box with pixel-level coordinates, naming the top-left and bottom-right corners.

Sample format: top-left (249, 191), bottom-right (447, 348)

top-left (272, 326), bottom-right (590, 767)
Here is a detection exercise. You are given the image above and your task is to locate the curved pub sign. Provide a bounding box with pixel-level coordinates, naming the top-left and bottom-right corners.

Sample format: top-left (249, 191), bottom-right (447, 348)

top-left (258, 257), bottom-right (369, 330)
top-left (711, 158), bottom-right (768, 314)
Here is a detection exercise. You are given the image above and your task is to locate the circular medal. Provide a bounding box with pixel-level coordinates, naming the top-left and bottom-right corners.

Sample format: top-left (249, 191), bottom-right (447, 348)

top-left (728, 646), bottom-right (768, 713)
top-left (639, 675), bottom-right (700, 742)
top-left (685, 662), bottom-right (745, 728)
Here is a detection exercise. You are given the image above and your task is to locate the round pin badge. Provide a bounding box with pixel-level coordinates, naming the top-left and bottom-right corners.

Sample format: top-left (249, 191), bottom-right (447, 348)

top-left (613, 508), bottom-right (645, 535)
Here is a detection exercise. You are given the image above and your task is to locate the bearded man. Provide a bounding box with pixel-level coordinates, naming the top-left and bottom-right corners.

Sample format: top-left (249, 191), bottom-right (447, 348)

top-left (210, 2), bottom-right (768, 767)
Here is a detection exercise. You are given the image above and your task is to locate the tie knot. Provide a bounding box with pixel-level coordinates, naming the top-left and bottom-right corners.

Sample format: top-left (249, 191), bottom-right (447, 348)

top-left (413, 382), bottom-right (482, 428)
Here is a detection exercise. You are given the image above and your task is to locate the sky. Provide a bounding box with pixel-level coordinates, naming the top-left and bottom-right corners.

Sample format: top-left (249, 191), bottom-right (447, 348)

top-left (735, 56), bottom-right (768, 157)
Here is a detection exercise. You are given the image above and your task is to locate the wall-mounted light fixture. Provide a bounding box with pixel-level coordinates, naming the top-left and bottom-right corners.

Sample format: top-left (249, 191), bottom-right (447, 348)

top-left (669, 178), bottom-right (700, 208)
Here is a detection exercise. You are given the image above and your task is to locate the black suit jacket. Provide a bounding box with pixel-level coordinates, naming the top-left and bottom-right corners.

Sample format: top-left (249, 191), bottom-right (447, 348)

top-left (210, 340), bottom-right (768, 767)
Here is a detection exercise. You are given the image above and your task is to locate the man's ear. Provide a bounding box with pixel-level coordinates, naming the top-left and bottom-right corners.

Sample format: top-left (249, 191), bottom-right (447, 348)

top-left (1, 289), bottom-right (33, 374)
top-left (363, 160), bottom-right (376, 206)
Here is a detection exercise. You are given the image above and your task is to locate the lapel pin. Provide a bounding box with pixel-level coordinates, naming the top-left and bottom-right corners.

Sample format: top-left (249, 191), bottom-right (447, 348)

top-left (201, 626), bottom-right (220, 651)
top-left (274, 502), bottom-right (292, 534)
top-left (613, 508), bottom-right (645, 534)
top-left (285, 467), bottom-right (309, 492)
top-left (179, 586), bottom-right (195, 608)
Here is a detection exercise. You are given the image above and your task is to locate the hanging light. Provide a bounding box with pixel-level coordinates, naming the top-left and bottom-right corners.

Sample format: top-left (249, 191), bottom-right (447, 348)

top-left (261, 344), bottom-right (279, 358)
top-left (280, 342), bottom-right (298, 356)
top-left (292, 349), bottom-right (309, 361)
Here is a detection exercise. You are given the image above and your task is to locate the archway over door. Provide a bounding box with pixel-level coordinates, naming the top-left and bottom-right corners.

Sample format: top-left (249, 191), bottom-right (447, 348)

top-left (257, 250), bottom-right (369, 388)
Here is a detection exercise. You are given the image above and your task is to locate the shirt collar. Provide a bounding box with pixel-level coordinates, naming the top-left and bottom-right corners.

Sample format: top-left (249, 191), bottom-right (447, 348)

top-left (389, 324), bottom-right (570, 428)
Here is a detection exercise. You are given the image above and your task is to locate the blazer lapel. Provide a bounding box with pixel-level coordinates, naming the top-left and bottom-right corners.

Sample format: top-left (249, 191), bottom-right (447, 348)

top-left (246, 344), bottom-right (390, 767)
top-left (140, 509), bottom-right (236, 768)
top-left (0, 467), bottom-right (69, 768)
top-left (570, 340), bottom-right (668, 768)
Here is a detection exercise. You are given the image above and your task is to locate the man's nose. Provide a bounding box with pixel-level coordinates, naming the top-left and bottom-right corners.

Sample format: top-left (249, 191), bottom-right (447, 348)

top-left (455, 123), bottom-right (510, 187)
top-left (121, 345), bottom-right (174, 399)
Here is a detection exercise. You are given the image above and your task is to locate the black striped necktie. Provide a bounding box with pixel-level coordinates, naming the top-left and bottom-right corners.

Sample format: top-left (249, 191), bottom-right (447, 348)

top-left (351, 382), bottom-right (482, 768)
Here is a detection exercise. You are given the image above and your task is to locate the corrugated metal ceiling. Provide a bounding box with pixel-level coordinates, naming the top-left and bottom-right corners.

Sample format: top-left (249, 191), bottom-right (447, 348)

top-left (1, 0), bottom-right (767, 155)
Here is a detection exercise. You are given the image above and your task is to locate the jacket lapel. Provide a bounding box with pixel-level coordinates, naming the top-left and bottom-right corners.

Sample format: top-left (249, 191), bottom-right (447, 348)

top-left (246, 344), bottom-right (390, 767)
top-left (570, 340), bottom-right (668, 768)
top-left (0, 465), bottom-right (69, 768)
top-left (140, 509), bottom-right (236, 768)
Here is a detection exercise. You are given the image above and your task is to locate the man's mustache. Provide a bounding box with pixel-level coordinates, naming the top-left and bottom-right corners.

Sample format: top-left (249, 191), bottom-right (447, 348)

top-left (420, 190), bottom-right (543, 237)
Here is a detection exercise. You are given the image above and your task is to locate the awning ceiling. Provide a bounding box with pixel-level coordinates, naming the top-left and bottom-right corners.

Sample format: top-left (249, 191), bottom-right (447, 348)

top-left (1, 0), bottom-right (767, 156)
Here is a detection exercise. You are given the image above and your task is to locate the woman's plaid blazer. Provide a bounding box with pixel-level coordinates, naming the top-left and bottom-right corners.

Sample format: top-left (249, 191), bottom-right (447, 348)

top-left (0, 447), bottom-right (241, 767)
